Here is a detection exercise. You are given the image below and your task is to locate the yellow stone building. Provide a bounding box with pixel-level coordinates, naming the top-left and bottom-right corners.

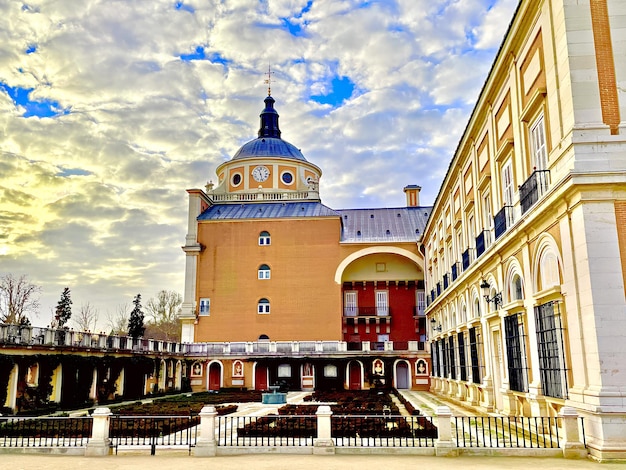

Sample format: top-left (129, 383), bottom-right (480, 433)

top-left (180, 95), bottom-right (431, 393)
top-left (422, 0), bottom-right (626, 461)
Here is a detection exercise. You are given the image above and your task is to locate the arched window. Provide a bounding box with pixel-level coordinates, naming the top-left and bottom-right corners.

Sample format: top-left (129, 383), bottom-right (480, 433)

top-left (258, 334), bottom-right (270, 341)
top-left (259, 231), bottom-right (271, 245)
top-left (473, 298), bottom-right (480, 318)
top-left (258, 264), bottom-right (271, 279)
top-left (512, 274), bottom-right (523, 300)
top-left (540, 252), bottom-right (560, 290)
top-left (258, 298), bottom-right (270, 314)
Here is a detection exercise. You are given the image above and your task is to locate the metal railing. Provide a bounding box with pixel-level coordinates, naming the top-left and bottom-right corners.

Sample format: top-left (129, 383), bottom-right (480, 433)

top-left (494, 205), bottom-right (514, 240)
top-left (519, 169), bottom-right (550, 215)
top-left (331, 415), bottom-right (437, 447)
top-left (217, 415), bottom-right (316, 447)
top-left (343, 307), bottom-right (392, 317)
top-left (0, 416), bottom-right (92, 448)
top-left (109, 415), bottom-right (199, 455)
top-left (453, 416), bottom-right (561, 448)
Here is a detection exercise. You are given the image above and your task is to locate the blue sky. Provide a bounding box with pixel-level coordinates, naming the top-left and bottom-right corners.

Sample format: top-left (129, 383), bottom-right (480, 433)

top-left (0, 0), bottom-right (519, 328)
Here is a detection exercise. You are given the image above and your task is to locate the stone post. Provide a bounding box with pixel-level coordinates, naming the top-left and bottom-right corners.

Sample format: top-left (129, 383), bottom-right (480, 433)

top-left (86, 407), bottom-right (112, 456)
top-left (314, 405), bottom-right (335, 454)
top-left (435, 406), bottom-right (457, 456)
top-left (193, 405), bottom-right (218, 457)
top-left (560, 407), bottom-right (588, 459)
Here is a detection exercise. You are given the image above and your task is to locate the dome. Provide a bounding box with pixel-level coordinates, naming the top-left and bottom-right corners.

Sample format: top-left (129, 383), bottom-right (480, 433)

top-left (232, 137), bottom-right (307, 161)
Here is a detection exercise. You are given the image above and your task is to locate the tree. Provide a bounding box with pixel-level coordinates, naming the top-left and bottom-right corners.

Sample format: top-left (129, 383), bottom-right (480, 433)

top-left (54, 287), bottom-right (72, 328)
top-left (105, 304), bottom-right (130, 336)
top-left (0, 273), bottom-right (41, 325)
top-left (145, 290), bottom-right (182, 341)
top-left (73, 302), bottom-right (99, 332)
top-left (127, 294), bottom-right (145, 338)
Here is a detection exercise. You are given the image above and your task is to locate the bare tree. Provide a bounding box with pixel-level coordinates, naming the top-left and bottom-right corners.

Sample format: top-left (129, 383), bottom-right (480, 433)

top-left (72, 302), bottom-right (99, 332)
top-left (145, 290), bottom-right (182, 341)
top-left (105, 303), bottom-right (130, 335)
top-left (0, 273), bottom-right (41, 325)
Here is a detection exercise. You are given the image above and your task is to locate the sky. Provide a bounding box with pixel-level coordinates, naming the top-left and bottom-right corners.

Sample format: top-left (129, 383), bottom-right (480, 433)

top-left (0, 0), bottom-right (519, 330)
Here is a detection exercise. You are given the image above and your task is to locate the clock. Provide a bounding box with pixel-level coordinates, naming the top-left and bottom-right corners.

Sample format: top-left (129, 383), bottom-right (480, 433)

top-left (252, 165), bottom-right (270, 182)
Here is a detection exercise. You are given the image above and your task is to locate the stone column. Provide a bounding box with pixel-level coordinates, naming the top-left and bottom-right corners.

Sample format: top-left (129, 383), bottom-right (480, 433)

top-left (435, 406), bottom-right (457, 456)
top-left (313, 405), bottom-right (335, 455)
top-left (85, 407), bottom-right (112, 456)
top-left (560, 407), bottom-right (588, 459)
top-left (193, 405), bottom-right (217, 457)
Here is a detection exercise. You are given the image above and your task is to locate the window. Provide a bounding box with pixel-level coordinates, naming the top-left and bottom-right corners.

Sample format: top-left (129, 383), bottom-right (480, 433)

top-left (457, 331), bottom-right (467, 381)
top-left (199, 298), bottom-right (210, 316)
top-left (231, 172), bottom-right (242, 187)
top-left (344, 291), bottom-right (357, 316)
top-left (448, 336), bottom-right (456, 380)
top-left (473, 298), bottom-right (480, 318)
top-left (483, 192), bottom-right (492, 230)
top-left (501, 159), bottom-right (514, 206)
top-left (416, 290), bottom-right (426, 316)
top-left (469, 327), bottom-right (481, 384)
top-left (540, 251), bottom-right (560, 290)
top-left (324, 364), bottom-right (337, 378)
top-left (504, 314), bottom-right (528, 392)
top-left (258, 231), bottom-right (271, 245)
top-left (277, 364), bottom-right (291, 378)
top-left (257, 298), bottom-right (270, 314)
top-left (258, 264), bottom-right (271, 279)
top-left (375, 290), bottom-right (389, 316)
top-left (530, 114), bottom-right (547, 171)
top-left (280, 171), bottom-right (294, 185)
top-left (535, 301), bottom-right (568, 399)
top-left (512, 274), bottom-right (523, 300)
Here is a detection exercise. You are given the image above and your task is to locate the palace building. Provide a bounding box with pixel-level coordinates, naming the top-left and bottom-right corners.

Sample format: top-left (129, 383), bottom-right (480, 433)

top-left (178, 0), bottom-right (626, 459)
top-left (422, 0), bottom-right (626, 461)
top-left (179, 94), bottom-right (431, 393)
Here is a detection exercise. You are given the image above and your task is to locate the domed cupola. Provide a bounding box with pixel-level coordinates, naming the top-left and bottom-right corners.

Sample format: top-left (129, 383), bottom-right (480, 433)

top-left (209, 94), bottom-right (322, 203)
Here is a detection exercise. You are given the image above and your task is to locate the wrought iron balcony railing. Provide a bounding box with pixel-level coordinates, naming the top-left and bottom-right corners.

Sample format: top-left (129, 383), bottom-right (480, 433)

top-left (343, 306), bottom-right (392, 317)
top-left (475, 230), bottom-right (491, 258)
top-left (519, 169), bottom-right (550, 214)
top-left (451, 262), bottom-right (459, 281)
top-left (462, 248), bottom-right (473, 271)
top-left (494, 205), bottom-right (514, 240)
top-left (443, 273), bottom-right (450, 290)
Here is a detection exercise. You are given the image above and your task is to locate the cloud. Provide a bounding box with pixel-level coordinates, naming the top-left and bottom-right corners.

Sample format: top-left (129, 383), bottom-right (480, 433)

top-left (0, 0), bottom-right (518, 327)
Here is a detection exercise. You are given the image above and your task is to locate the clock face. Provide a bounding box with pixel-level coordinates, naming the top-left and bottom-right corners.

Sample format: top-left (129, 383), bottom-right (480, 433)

top-left (252, 165), bottom-right (270, 182)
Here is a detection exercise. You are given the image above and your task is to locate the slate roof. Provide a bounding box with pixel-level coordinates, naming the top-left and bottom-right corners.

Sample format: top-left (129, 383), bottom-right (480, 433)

top-left (197, 202), bottom-right (340, 220)
top-left (198, 202), bottom-right (432, 243)
top-left (337, 207), bottom-right (431, 243)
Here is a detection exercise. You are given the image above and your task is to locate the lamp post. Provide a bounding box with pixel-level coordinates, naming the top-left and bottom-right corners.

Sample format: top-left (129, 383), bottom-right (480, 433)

top-left (430, 318), bottom-right (442, 333)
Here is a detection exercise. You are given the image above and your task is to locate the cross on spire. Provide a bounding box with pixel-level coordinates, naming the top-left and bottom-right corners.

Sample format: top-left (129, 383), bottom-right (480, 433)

top-left (264, 64), bottom-right (274, 96)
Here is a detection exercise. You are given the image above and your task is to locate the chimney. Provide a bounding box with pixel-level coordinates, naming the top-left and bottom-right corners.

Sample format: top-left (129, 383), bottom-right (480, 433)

top-left (403, 185), bottom-right (421, 207)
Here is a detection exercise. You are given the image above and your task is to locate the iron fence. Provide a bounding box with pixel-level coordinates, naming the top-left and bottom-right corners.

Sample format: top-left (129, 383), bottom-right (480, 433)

top-left (109, 415), bottom-right (198, 455)
top-left (453, 416), bottom-right (561, 448)
top-left (0, 416), bottom-right (92, 448)
top-left (217, 415), bottom-right (316, 447)
top-left (331, 415), bottom-right (437, 447)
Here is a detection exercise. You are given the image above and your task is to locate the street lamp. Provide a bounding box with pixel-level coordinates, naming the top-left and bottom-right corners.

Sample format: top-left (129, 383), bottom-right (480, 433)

top-left (430, 318), bottom-right (442, 332)
top-left (480, 279), bottom-right (502, 309)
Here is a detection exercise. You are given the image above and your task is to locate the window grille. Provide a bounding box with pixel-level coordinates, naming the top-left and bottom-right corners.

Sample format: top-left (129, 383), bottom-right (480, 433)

top-left (535, 301), bottom-right (568, 399)
top-left (448, 336), bottom-right (456, 380)
top-left (457, 331), bottom-right (467, 382)
top-left (440, 339), bottom-right (448, 378)
top-left (469, 327), bottom-right (481, 384)
top-left (504, 313), bottom-right (528, 392)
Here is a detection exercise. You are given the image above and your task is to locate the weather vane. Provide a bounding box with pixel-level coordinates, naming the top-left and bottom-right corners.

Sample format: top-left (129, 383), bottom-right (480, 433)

top-left (264, 64), bottom-right (274, 96)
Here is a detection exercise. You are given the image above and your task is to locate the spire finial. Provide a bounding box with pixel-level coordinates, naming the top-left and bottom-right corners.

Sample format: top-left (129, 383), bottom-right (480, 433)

top-left (264, 64), bottom-right (274, 96)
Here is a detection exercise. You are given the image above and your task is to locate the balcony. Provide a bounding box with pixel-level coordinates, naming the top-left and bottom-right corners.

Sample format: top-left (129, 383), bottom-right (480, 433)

top-left (494, 206), bottom-right (514, 240)
top-left (475, 230), bottom-right (491, 258)
top-left (519, 169), bottom-right (550, 214)
top-left (430, 289), bottom-right (436, 302)
top-left (443, 273), bottom-right (450, 290)
top-left (462, 248), bottom-right (473, 271)
top-left (343, 306), bottom-right (391, 317)
top-left (451, 262), bottom-right (459, 281)
top-left (436, 282), bottom-right (442, 296)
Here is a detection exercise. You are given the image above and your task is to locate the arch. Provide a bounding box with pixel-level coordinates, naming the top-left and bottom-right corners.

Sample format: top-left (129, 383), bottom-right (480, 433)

top-left (258, 298), bottom-right (270, 314)
top-left (346, 360), bottom-right (363, 390)
top-left (394, 360), bottom-right (411, 389)
top-left (503, 257), bottom-right (525, 303)
top-left (258, 231), bottom-right (271, 245)
top-left (207, 360), bottom-right (223, 391)
top-left (334, 246), bottom-right (424, 284)
top-left (532, 234), bottom-right (564, 292)
top-left (258, 334), bottom-right (270, 341)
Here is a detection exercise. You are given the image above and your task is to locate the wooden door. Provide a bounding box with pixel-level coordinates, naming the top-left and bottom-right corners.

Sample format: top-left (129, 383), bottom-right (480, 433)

top-left (208, 363), bottom-right (221, 391)
top-left (348, 362), bottom-right (361, 390)
top-left (255, 365), bottom-right (268, 391)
